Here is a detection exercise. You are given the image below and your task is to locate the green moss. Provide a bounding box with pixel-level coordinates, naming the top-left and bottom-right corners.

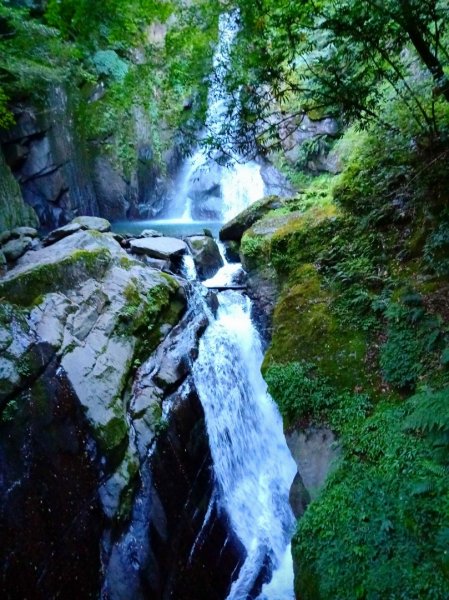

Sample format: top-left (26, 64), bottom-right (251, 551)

top-left (1, 399), bottom-right (19, 423)
top-left (240, 231), bottom-right (271, 271)
top-left (263, 264), bottom-right (367, 392)
top-left (117, 275), bottom-right (185, 360)
top-left (271, 205), bottom-right (339, 275)
top-left (96, 416), bottom-right (128, 455)
top-left (0, 248), bottom-right (111, 306)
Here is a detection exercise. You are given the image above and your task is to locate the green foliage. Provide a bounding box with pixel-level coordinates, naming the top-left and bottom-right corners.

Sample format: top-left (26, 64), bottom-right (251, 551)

top-left (380, 299), bottom-right (443, 390)
top-left (92, 50), bottom-right (128, 82)
top-left (0, 1), bottom-right (83, 104)
top-left (405, 386), bottom-right (449, 455)
top-left (424, 215), bottom-right (449, 276)
top-left (217, 0), bottom-right (449, 156)
top-left (265, 362), bottom-right (334, 425)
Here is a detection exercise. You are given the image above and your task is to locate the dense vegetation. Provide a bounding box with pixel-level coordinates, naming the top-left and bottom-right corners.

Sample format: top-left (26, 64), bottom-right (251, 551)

top-left (0, 0), bottom-right (220, 171)
top-left (229, 1), bottom-right (449, 596)
top-left (3, 0), bottom-right (449, 598)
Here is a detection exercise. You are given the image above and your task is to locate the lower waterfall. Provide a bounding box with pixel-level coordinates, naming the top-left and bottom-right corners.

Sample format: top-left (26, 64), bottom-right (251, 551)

top-left (193, 266), bottom-right (297, 599)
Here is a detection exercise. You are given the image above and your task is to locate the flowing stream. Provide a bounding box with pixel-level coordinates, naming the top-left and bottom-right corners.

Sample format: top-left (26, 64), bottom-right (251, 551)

top-left (148, 10), bottom-right (298, 598)
top-left (192, 261), bottom-right (297, 599)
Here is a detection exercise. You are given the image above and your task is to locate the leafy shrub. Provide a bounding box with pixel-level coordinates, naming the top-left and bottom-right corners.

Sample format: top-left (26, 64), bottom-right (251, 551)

top-left (92, 50), bottom-right (129, 82)
top-left (265, 361), bottom-right (334, 424)
top-left (380, 300), bottom-right (443, 390)
top-left (405, 386), bottom-right (449, 459)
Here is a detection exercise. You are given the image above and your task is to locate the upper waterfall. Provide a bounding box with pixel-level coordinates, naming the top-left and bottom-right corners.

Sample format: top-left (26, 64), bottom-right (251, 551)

top-left (163, 12), bottom-right (266, 224)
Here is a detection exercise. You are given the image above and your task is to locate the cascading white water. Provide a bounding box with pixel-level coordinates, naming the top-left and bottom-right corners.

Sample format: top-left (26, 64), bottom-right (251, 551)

top-left (193, 271), bottom-right (297, 599)
top-left (165, 12), bottom-right (266, 224)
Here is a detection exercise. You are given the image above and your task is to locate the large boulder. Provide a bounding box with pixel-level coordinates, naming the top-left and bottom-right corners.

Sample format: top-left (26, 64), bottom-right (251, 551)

top-left (129, 236), bottom-right (187, 260)
top-left (219, 195), bottom-right (285, 243)
top-left (0, 230), bottom-right (121, 305)
top-left (2, 236), bottom-right (33, 262)
top-left (43, 222), bottom-right (85, 246)
top-left (72, 216), bottom-right (111, 232)
top-left (186, 235), bottom-right (224, 280)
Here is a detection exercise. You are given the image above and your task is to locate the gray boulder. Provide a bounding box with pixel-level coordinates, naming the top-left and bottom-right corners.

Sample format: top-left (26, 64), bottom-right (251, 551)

top-left (12, 226), bottom-right (38, 238)
top-left (186, 235), bottom-right (224, 280)
top-left (0, 230), bottom-right (123, 305)
top-left (2, 236), bottom-right (33, 262)
top-left (43, 222), bottom-right (84, 246)
top-left (129, 236), bottom-right (187, 259)
top-left (72, 216), bottom-right (111, 232)
top-left (139, 229), bottom-right (162, 238)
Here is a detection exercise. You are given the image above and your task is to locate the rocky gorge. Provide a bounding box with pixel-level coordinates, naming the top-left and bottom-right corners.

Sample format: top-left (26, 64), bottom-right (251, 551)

top-left (0, 195), bottom-right (340, 599)
top-left (0, 215), bottom-right (245, 598)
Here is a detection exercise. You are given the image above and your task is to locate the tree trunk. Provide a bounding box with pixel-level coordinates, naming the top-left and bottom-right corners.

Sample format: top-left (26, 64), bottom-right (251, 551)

top-left (399, 0), bottom-right (449, 104)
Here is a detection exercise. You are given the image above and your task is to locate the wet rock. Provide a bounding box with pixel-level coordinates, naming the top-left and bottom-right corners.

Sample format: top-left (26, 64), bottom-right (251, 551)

top-left (129, 300), bottom-right (208, 460)
top-left (286, 427), bottom-right (340, 500)
top-left (102, 380), bottom-right (245, 600)
top-left (289, 472), bottom-right (311, 518)
top-left (223, 240), bottom-right (240, 263)
top-left (220, 195), bottom-right (285, 242)
top-left (140, 256), bottom-right (169, 270)
top-left (0, 230), bottom-right (12, 244)
top-left (129, 236), bottom-right (187, 260)
top-left (43, 222), bottom-right (84, 246)
top-left (186, 235), bottom-right (224, 280)
top-left (2, 236), bottom-right (33, 261)
top-left (99, 445), bottom-right (139, 520)
top-left (72, 215), bottom-right (111, 232)
top-left (0, 360), bottom-right (104, 598)
top-left (0, 305), bottom-right (55, 403)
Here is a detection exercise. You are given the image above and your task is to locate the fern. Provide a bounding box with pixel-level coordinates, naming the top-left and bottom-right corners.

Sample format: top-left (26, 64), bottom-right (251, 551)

top-left (404, 388), bottom-right (449, 435)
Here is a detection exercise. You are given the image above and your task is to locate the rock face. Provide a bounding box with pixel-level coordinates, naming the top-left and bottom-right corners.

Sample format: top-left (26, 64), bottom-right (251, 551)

top-left (278, 112), bottom-right (341, 173)
top-left (219, 195), bottom-right (285, 243)
top-left (0, 88), bottom-right (182, 230)
top-left (1, 88), bottom-right (99, 229)
top-left (0, 225), bottom-right (244, 598)
top-left (186, 235), bottom-right (224, 280)
top-left (287, 427), bottom-right (340, 502)
top-left (0, 150), bottom-right (38, 231)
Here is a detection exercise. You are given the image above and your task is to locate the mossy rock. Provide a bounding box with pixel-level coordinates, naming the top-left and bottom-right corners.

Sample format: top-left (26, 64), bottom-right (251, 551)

top-left (262, 264), bottom-right (367, 391)
top-left (0, 248), bottom-right (112, 306)
top-left (270, 204), bottom-right (340, 274)
top-left (240, 210), bottom-right (303, 272)
top-left (0, 151), bottom-right (39, 232)
top-left (219, 195), bottom-right (286, 242)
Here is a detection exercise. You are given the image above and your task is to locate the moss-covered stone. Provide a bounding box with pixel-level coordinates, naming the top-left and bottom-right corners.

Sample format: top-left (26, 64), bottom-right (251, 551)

top-left (0, 151), bottom-right (39, 232)
top-left (270, 203), bottom-right (339, 273)
top-left (0, 248), bottom-right (112, 306)
top-left (220, 195), bottom-right (286, 242)
top-left (262, 264), bottom-right (367, 391)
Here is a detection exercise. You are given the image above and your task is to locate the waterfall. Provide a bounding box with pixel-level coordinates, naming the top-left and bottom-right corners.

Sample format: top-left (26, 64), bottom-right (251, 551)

top-left (164, 12), bottom-right (266, 223)
top-left (193, 270), bottom-right (297, 599)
